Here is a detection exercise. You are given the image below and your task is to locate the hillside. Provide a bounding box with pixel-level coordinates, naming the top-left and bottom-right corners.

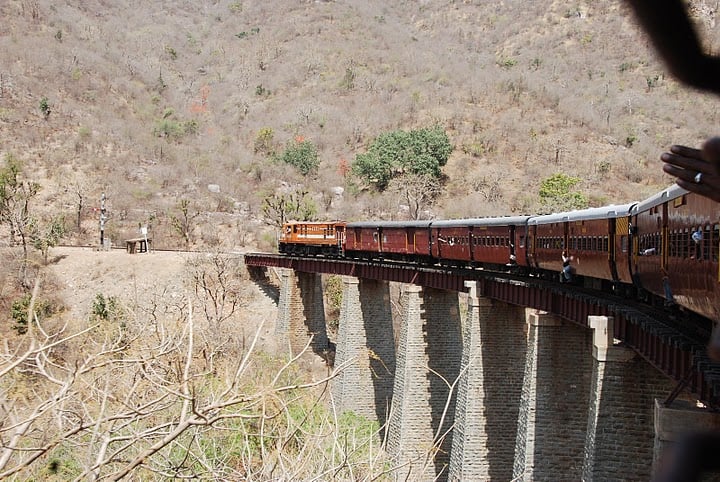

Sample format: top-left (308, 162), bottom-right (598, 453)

top-left (1, 0), bottom-right (719, 252)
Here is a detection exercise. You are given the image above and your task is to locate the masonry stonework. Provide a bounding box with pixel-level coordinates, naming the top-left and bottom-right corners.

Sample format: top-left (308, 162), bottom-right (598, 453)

top-left (275, 269), bottom-right (328, 356)
top-left (449, 281), bottom-right (527, 481)
top-left (654, 399), bottom-right (720, 480)
top-left (332, 277), bottom-right (395, 426)
top-left (582, 315), bottom-right (680, 481)
top-left (513, 310), bottom-right (593, 481)
top-left (387, 285), bottom-right (462, 482)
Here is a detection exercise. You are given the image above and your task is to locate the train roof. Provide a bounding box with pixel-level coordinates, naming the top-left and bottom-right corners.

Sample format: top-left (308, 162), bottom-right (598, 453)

top-left (430, 215), bottom-right (531, 227)
top-left (528, 203), bottom-right (636, 225)
top-left (346, 216), bottom-right (531, 229)
top-left (631, 184), bottom-right (689, 214)
top-left (346, 220), bottom-right (433, 229)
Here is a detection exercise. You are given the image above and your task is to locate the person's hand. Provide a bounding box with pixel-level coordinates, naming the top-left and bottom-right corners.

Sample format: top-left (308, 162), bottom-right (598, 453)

top-left (661, 137), bottom-right (720, 203)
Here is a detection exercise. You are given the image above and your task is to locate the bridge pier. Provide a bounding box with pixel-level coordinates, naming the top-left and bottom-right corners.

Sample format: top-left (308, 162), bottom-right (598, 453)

top-left (654, 398), bottom-right (720, 480)
top-left (582, 315), bottom-right (679, 480)
top-left (448, 281), bottom-right (527, 481)
top-left (386, 284), bottom-right (462, 481)
top-left (331, 277), bottom-right (395, 426)
top-left (512, 310), bottom-right (593, 481)
top-left (276, 269), bottom-right (328, 356)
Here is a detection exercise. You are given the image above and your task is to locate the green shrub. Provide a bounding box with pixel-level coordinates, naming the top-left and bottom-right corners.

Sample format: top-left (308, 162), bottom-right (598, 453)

top-left (352, 125), bottom-right (452, 190)
top-left (539, 173), bottom-right (588, 213)
top-left (91, 293), bottom-right (124, 322)
top-left (39, 97), bottom-right (51, 119)
top-left (11, 293), bottom-right (53, 334)
top-left (276, 139), bottom-right (319, 175)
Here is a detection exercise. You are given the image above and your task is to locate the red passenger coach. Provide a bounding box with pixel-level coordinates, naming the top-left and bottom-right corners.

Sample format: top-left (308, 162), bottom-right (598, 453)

top-left (631, 185), bottom-right (720, 322)
top-left (431, 216), bottom-right (530, 268)
top-left (528, 204), bottom-right (635, 287)
top-left (344, 221), bottom-right (433, 261)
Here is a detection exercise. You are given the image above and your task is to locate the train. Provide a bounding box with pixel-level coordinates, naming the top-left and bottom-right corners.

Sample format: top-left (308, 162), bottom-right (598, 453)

top-left (278, 184), bottom-right (720, 324)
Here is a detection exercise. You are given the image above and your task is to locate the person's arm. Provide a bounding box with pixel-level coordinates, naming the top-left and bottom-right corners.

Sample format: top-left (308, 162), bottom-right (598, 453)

top-left (624, 0), bottom-right (720, 94)
top-left (661, 137), bottom-right (720, 203)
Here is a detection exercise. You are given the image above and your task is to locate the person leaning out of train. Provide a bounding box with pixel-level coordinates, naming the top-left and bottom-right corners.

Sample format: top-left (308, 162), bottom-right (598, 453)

top-left (560, 250), bottom-right (573, 283)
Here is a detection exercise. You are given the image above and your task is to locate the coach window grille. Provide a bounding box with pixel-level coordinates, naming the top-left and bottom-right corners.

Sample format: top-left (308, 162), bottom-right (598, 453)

top-left (703, 225), bottom-right (711, 260)
top-left (669, 231), bottom-right (675, 258)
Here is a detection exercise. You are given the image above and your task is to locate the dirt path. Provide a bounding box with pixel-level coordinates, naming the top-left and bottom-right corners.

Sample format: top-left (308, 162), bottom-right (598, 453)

top-left (44, 247), bottom-right (280, 347)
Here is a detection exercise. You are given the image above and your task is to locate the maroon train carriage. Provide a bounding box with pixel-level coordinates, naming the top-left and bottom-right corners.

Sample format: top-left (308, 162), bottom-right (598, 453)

top-left (344, 220), bottom-right (433, 262)
top-left (278, 221), bottom-right (346, 256)
top-left (527, 204), bottom-right (636, 288)
top-left (430, 216), bottom-right (531, 269)
top-left (276, 184), bottom-right (719, 326)
top-left (631, 184), bottom-right (720, 323)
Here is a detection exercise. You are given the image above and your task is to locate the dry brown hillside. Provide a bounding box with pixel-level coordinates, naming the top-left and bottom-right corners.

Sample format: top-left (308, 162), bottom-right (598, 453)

top-left (2, 0), bottom-right (719, 250)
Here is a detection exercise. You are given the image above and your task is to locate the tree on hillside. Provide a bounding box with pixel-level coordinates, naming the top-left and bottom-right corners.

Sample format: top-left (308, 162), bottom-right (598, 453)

top-left (261, 189), bottom-right (317, 228)
top-left (538, 173), bottom-right (589, 213)
top-left (170, 198), bottom-right (199, 247)
top-left (0, 154), bottom-right (41, 282)
top-left (29, 215), bottom-right (66, 265)
top-left (389, 173), bottom-right (441, 220)
top-left (352, 126), bottom-right (452, 191)
top-left (275, 138), bottom-right (319, 176)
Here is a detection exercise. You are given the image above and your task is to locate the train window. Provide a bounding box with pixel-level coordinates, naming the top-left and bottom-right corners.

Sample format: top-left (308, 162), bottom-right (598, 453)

top-left (520, 235), bottom-right (526, 248)
top-left (669, 231), bottom-right (675, 257)
top-left (673, 195), bottom-right (687, 208)
top-left (713, 224), bottom-right (720, 262)
top-left (373, 232), bottom-right (379, 243)
top-left (702, 225), bottom-right (711, 260)
top-left (621, 235), bottom-right (628, 253)
top-left (603, 236), bottom-right (609, 252)
top-left (591, 237), bottom-right (597, 251)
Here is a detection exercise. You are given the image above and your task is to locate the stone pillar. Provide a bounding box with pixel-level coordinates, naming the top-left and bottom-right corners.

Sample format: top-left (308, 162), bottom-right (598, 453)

top-left (449, 282), bottom-right (526, 481)
top-left (275, 269), bottom-right (328, 356)
top-left (387, 285), bottom-right (462, 481)
top-left (332, 277), bottom-right (395, 426)
top-left (654, 400), bottom-right (720, 480)
top-left (513, 309), bottom-right (593, 481)
top-left (582, 315), bottom-right (640, 480)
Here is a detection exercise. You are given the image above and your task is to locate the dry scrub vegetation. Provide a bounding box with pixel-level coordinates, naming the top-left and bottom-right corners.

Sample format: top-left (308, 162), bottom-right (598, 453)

top-left (1, 0), bottom-right (720, 244)
top-left (1, 249), bottom-right (395, 480)
top-left (2, 0), bottom-right (720, 478)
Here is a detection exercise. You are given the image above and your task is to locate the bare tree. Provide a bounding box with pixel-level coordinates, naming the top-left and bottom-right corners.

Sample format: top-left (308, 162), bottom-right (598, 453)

top-left (0, 154), bottom-right (41, 284)
top-left (170, 198), bottom-right (199, 247)
top-left (389, 173), bottom-right (441, 220)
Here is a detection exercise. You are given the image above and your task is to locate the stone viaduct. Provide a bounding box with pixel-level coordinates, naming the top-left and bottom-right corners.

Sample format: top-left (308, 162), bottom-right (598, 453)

top-left (254, 261), bottom-right (720, 481)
